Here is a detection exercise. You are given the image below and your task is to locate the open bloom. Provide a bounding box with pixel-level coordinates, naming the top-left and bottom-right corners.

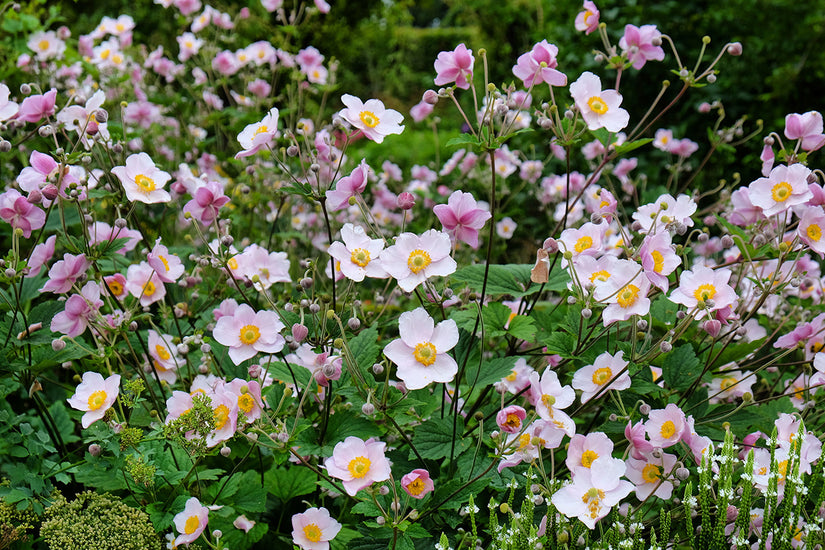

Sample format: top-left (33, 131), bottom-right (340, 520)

top-left (433, 190), bottom-right (492, 249)
top-left (173, 497), bottom-right (209, 547)
top-left (323, 436), bottom-right (391, 496)
top-left (327, 223), bottom-right (388, 281)
top-left (619, 24), bottom-right (665, 69)
top-left (572, 350), bottom-right (631, 403)
top-left (111, 152), bottom-right (172, 204)
top-left (434, 43), bottom-right (474, 89)
top-left (184, 181), bottom-right (230, 225)
top-left (512, 40), bottom-right (567, 88)
top-left (669, 265), bottom-right (737, 320)
top-left (125, 261), bottom-right (166, 306)
top-left (325, 159), bottom-right (370, 211)
top-left (748, 163), bottom-right (813, 216)
top-left (626, 451), bottom-right (677, 500)
top-left (0, 189), bottom-right (46, 238)
top-left (51, 281), bottom-right (103, 338)
top-left (401, 469), bottom-right (435, 499)
top-left (799, 206), bottom-right (825, 257)
top-left (575, 1), bottom-right (600, 34)
top-left (291, 507), bottom-right (341, 550)
top-left (235, 107), bottom-right (279, 159)
top-left (67, 372), bottom-right (121, 428)
top-left (147, 239), bottom-right (184, 283)
top-left (339, 94), bottom-right (404, 143)
top-left (785, 111), bottom-right (825, 151)
top-left (645, 403), bottom-right (686, 449)
top-left (552, 456), bottom-right (633, 529)
top-left (381, 230), bottom-right (456, 292)
top-left (213, 303), bottom-right (286, 364)
top-left (570, 72), bottom-right (629, 132)
top-left (41, 253), bottom-right (90, 294)
top-left (384, 307), bottom-right (459, 390)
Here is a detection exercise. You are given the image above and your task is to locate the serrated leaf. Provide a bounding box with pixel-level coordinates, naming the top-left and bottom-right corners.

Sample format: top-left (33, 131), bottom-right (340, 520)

top-left (412, 416), bottom-right (470, 460)
top-left (543, 331), bottom-right (576, 359)
top-left (228, 471), bottom-right (266, 513)
top-left (463, 356), bottom-right (518, 389)
top-left (450, 264), bottom-right (537, 297)
top-left (264, 465), bottom-right (317, 502)
top-left (660, 343), bottom-right (702, 391)
top-left (345, 326), bottom-right (380, 380)
top-left (507, 315), bottom-right (536, 341)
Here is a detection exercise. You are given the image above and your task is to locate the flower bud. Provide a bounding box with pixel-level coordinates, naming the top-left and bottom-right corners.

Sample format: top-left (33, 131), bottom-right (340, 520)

top-left (88, 443), bottom-right (101, 456)
top-left (26, 188), bottom-right (42, 204)
top-left (660, 341), bottom-right (672, 353)
top-left (347, 317), bottom-right (361, 331)
top-left (372, 363), bottom-right (384, 375)
top-left (727, 42), bottom-right (743, 56)
top-left (292, 323), bottom-right (308, 342)
top-left (20, 83), bottom-right (31, 95)
top-left (361, 403), bottom-right (375, 415)
top-left (397, 191), bottom-right (415, 210)
top-left (52, 338), bottom-right (66, 351)
top-left (0, 139), bottom-right (10, 152)
top-left (220, 446), bottom-right (231, 457)
top-left (248, 364), bottom-right (261, 378)
top-left (423, 89), bottom-right (438, 105)
top-left (639, 403), bottom-right (651, 415)
top-left (42, 184), bottom-right (59, 201)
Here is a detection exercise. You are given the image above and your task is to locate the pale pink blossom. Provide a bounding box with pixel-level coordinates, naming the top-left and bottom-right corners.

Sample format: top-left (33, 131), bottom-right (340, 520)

top-left (41, 253), bottom-right (90, 294)
top-left (233, 515), bottom-right (256, 533)
top-left (593, 259), bottom-right (651, 325)
top-left (147, 329), bottom-right (182, 385)
top-left (748, 163), bottom-right (813, 217)
top-left (323, 436), bottom-right (391, 496)
top-left (381, 230), bottom-right (457, 292)
top-left (572, 350), bottom-right (631, 403)
top-left (625, 451), bottom-right (677, 500)
top-left (125, 261), bottom-right (166, 306)
top-left (111, 153), bottom-right (172, 204)
top-left (325, 159), bottom-right (370, 211)
top-left (784, 111), bottom-right (825, 151)
top-left (401, 469), bottom-right (434, 499)
top-left (147, 239), bottom-right (184, 283)
top-left (496, 405), bottom-right (527, 434)
top-left (235, 244), bottom-right (291, 290)
top-left (625, 420), bottom-right (654, 460)
top-left (291, 507), bottom-right (341, 550)
top-left (384, 307), bottom-right (459, 390)
top-left (638, 232), bottom-right (681, 291)
top-left (51, 281), bottom-right (103, 338)
top-left (67, 371), bottom-right (120, 428)
top-left (89, 221), bottom-right (141, 255)
top-left (512, 40), bottom-right (567, 88)
top-left (574, 1), bottom-right (600, 34)
top-left (669, 265), bottom-right (737, 320)
top-left (25, 235), bottom-right (56, 278)
top-left (434, 44), bottom-right (474, 89)
top-left (213, 303), bottom-right (285, 365)
top-left (433, 190), bottom-right (492, 249)
top-left (0, 83), bottom-right (18, 122)
top-left (183, 180), bottom-right (230, 225)
top-left (566, 432), bottom-right (614, 473)
top-left (235, 107), bottom-right (279, 159)
top-left (551, 456), bottom-right (633, 529)
top-left (173, 497), bottom-right (209, 547)
top-left (619, 24), bottom-right (665, 70)
top-left (17, 88), bottom-right (57, 123)
top-left (339, 95), bottom-right (404, 144)
top-left (327, 223), bottom-right (388, 282)
top-left (570, 72), bottom-right (629, 132)
top-left (645, 403), bottom-right (686, 448)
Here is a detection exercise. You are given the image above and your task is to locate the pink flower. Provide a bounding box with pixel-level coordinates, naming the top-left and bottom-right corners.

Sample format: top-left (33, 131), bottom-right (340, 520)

top-left (574, 1), bottom-right (600, 34)
top-left (401, 469), bottom-right (434, 499)
top-left (381, 230), bottom-right (457, 292)
top-left (173, 497), bottom-right (209, 547)
top-left (434, 44), bottom-right (474, 90)
top-left (183, 180), bottom-right (230, 225)
top-left (17, 89), bottom-right (57, 123)
top-left (645, 403), bottom-right (686, 449)
top-left (529, 370), bottom-right (576, 435)
top-left (496, 405), bottom-right (527, 434)
top-left (619, 24), bottom-right (665, 70)
top-left (328, 223), bottom-right (388, 282)
top-left (287, 344), bottom-right (342, 387)
top-left (67, 371), bottom-right (120, 428)
top-left (784, 111), bottom-right (825, 151)
top-left (291, 507), bottom-right (341, 550)
top-left (566, 432), bottom-right (614, 473)
top-left (496, 217), bottom-right (517, 239)
top-left (212, 50), bottom-right (240, 76)
top-left (512, 40), bottom-right (567, 88)
top-left (669, 265), bottom-right (737, 320)
top-left (625, 420), bottom-right (654, 460)
top-left (25, 234), bottom-right (56, 278)
top-left (433, 190), bottom-right (492, 249)
top-left (235, 244), bottom-right (291, 290)
top-left (669, 138), bottom-right (699, 158)
top-left (570, 72), bottom-right (629, 132)
top-left (726, 187), bottom-right (763, 226)
top-left (572, 350), bottom-right (631, 403)
top-left (89, 221), bottom-right (141, 254)
top-left (51, 281), bottom-right (103, 338)
top-left (147, 239), bottom-right (184, 283)
top-left (147, 329), bottom-right (182, 385)
top-left (233, 515), bottom-right (256, 533)
top-left (235, 107), bottom-right (279, 159)
top-left (748, 163), bottom-right (812, 216)
top-left (0, 83), bottom-right (18, 122)
top-left (551, 456), bottom-right (633, 529)
top-left (205, 388), bottom-right (239, 448)
top-left (410, 99), bottom-right (434, 122)
top-left (494, 358), bottom-right (535, 395)
top-left (111, 153), bottom-right (172, 204)
top-left (798, 206), bottom-right (825, 257)
top-left (323, 436), bottom-right (391, 496)
top-left (0, 189), bottom-right (46, 238)
top-left (125, 261), bottom-right (166, 306)
top-left (638, 232), bottom-right (681, 292)
top-left (625, 451), bottom-right (677, 500)
top-left (212, 303), bottom-right (285, 365)
top-left (41, 253), bottom-right (90, 294)
top-left (325, 159), bottom-right (370, 211)
top-left (384, 307), bottom-right (459, 390)
top-left (339, 95), bottom-right (404, 144)
top-left (593, 259), bottom-right (651, 326)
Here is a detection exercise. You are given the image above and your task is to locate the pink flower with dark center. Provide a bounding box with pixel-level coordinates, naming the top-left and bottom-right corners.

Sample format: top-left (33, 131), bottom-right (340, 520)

top-left (433, 190), bottom-right (492, 249)
top-left (67, 371), bottom-right (120, 428)
top-left (512, 40), bottom-right (567, 88)
top-left (213, 303), bottom-right (285, 365)
top-left (401, 469), bottom-right (434, 499)
top-left (51, 281), bottom-right (103, 338)
top-left (41, 253), bottom-right (90, 294)
top-left (291, 507), bottom-right (341, 550)
top-left (619, 24), bottom-right (665, 70)
top-left (0, 189), bottom-right (46, 238)
top-left (325, 159), bottom-right (370, 211)
top-left (433, 44), bottom-right (474, 90)
top-left (574, 1), bottom-right (600, 34)
top-left (183, 180), bottom-right (230, 225)
top-left (173, 497), bottom-right (209, 547)
top-left (784, 111), bottom-right (825, 152)
top-left (339, 95), bottom-right (404, 144)
top-left (570, 72), bottom-right (629, 132)
top-left (323, 436), bottom-right (391, 496)
top-left (17, 89), bottom-right (57, 123)
top-left (381, 230), bottom-right (457, 292)
top-left (383, 307), bottom-right (459, 390)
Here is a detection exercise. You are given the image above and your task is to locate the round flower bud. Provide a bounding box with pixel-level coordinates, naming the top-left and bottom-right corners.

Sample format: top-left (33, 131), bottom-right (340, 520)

top-left (88, 443), bottom-right (101, 456)
top-left (423, 89), bottom-right (439, 105)
top-left (347, 317), bottom-right (361, 331)
top-left (220, 446), bottom-right (231, 457)
top-left (372, 363), bottom-right (384, 375)
top-left (639, 403), bottom-right (651, 415)
top-left (52, 339), bottom-right (66, 351)
top-left (20, 83), bottom-right (31, 95)
top-left (0, 140), bottom-right (10, 153)
top-left (361, 403), bottom-right (375, 415)
top-left (397, 191), bottom-right (415, 210)
top-left (660, 341), bottom-right (672, 353)
top-left (727, 42), bottom-right (743, 56)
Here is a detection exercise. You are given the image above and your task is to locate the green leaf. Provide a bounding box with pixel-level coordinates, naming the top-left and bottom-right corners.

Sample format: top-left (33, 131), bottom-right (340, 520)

top-left (228, 471), bottom-right (267, 513)
top-left (264, 465), bottom-right (317, 502)
top-left (463, 356), bottom-right (518, 388)
top-left (660, 344), bottom-right (702, 391)
top-left (507, 315), bottom-right (536, 342)
top-left (450, 264), bottom-right (538, 297)
top-left (709, 338), bottom-right (765, 369)
top-left (412, 416), bottom-right (470, 460)
top-left (445, 134), bottom-right (482, 151)
top-left (345, 326), bottom-right (380, 380)
top-left (613, 138), bottom-right (653, 156)
top-left (543, 331), bottom-right (576, 359)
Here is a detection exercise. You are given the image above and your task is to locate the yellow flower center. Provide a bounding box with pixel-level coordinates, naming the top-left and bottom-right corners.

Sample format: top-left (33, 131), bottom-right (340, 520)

top-left (347, 456), bottom-right (371, 478)
top-left (350, 248), bottom-right (371, 267)
top-left (359, 110), bottom-right (380, 128)
top-left (116, 23), bottom-right (126, 32)
top-left (239, 325), bottom-right (261, 345)
top-left (582, 488), bottom-right (605, 519)
top-left (238, 393), bottom-right (255, 413)
top-left (541, 394), bottom-right (556, 408)
top-left (413, 342), bottom-right (437, 366)
top-left (581, 449), bottom-right (599, 468)
top-left (583, 10), bottom-right (594, 24)
top-left (108, 279), bottom-right (124, 296)
top-left (184, 515), bottom-right (200, 535)
top-left (135, 174), bottom-right (156, 193)
top-left (143, 280), bottom-right (156, 297)
top-left (227, 257), bottom-right (238, 270)
top-left (87, 390), bottom-right (107, 410)
top-left (660, 420), bottom-right (676, 439)
top-left (505, 370), bottom-right (518, 382)
top-left (518, 433), bottom-right (531, 449)
top-left (693, 283), bottom-right (717, 303)
top-left (808, 223), bottom-right (822, 242)
top-left (101, 49), bottom-right (111, 60)
top-left (112, 54), bottom-right (123, 65)
top-left (214, 404), bottom-right (230, 429)
top-left (592, 367), bottom-right (612, 386)
top-left (155, 344), bottom-right (171, 361)
top-left (642, 463), bottom-right (662, 483)
top-left (574, 235), bottom-right (593, 253)
top-left (617, 284), bottom-right (640, 308)
top-left (254, 125), bottom-right (269, 135)
top-left (504, 413), bottom-right (522, 429)
top-left (303, 523), bottom-right (322, 542)
top-left (651, 250), bottom-right (664, 273)
top-left (407, 478), bottom-right (426, 496)
top-left (407, 249), bottom-right (432, 274)
top-left (590, 270), bottom-right (611, 283)
top-left (587, 96), bottom-right (609, 115)
top-left (771, 181), bottom-right (792, 202)
top-left (38, 40), bottom-right (50, 51)
top-left (720, 377), bottom-right (737, 391)
top-left (158, 255), bottom-right (170, 272)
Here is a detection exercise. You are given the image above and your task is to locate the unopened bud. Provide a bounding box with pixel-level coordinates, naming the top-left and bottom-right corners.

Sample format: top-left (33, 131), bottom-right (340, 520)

top-left (727, 42), bottom-right (742, 56)
top-left (88, 443), bottom-right (101, 456)
top-left (581, 308), bottom-right (592, 319)
top-left (52, 338), bottom-right (66, 351)
top-left (423, 89), bottom-right (438, 105)
top-left (639, 403), bottom-right (651, 415)
top-left (706, 74), bottom-right (717, 84)
top-left (291, 323), bottom-right (308, 343)
top-left (0, 140), bottom-right (10, 152)
top-left (660, 341), bottom-right (672, 353)
top-left (347, 317), bottom-right (361, 331)
top-left (372, 363), bottom-right (384, 375)
top-left (20, 83), bottom-right (31, 95)
top-left (397, 191), bottom-right (415, 210)
top-left (361, 403), bottom-right (375, 415)
top-left (286, 145), bottom-right (299, 157)
top-left (220, 446), bottom-right (231, 457)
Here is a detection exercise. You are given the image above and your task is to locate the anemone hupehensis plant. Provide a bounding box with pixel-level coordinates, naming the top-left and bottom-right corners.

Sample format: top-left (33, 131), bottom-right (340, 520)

top-left (1, 0), bottom-right (825, 549)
